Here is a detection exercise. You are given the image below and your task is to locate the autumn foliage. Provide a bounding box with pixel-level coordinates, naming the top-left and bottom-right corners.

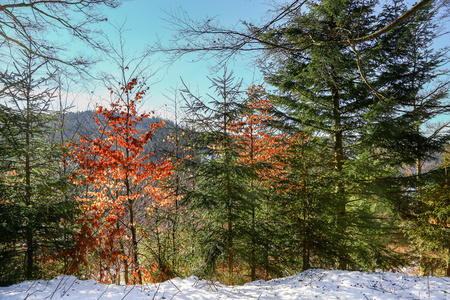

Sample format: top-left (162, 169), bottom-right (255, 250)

top-left (69, 79), bottom-right (172, 284)
top-left (231, 85), bottom-right (305, 187)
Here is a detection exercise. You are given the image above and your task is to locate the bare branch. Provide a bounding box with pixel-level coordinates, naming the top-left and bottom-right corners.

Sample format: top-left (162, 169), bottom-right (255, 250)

top-left (160, 0), bottom-right (441, 64)
top-left (0, 0), bottom-right (123, 66)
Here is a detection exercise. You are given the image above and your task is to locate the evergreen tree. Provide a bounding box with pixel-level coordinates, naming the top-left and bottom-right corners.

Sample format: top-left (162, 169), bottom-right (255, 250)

top-left (398, 142), bottom-right (450, 276)
top-left (180, 69), bottom-right (253, 283)
top-left (366, 0), bottom-right (449, 167)
top-left (259, 0), bottom-right (409, 270)
top-left (272, 131), bottom-right (341, 271)
top-left (368, 0), bottom-right (450, 275)
top-left (230, 85), bottom-right (294, 280)
top-left (0, 51), bottom-right (77, 285)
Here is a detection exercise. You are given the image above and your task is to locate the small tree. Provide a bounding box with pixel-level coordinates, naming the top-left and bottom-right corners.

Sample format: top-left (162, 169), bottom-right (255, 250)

top-left (181, 69), bottom-right (253, 283)
top-left (70, 79), bottom-right (172, 284)
top-left (229, 85), bottom-right (291, 280)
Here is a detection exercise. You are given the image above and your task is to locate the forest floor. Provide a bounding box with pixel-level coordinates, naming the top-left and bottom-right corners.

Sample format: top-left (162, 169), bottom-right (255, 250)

top-left (1, 269), bottom-right (449, 299)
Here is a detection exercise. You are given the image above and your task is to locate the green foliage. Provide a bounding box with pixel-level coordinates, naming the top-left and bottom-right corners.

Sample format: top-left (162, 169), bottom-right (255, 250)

top-left (0, 51), bottom-right (78, 285)
top-left (259, 0), bottom-right (420, 271)
top-left (371, 0), bottom-right (450, 275)
top-left (364, 0), bottom-right (450, 165)
top-left (401, 148), bottom-right (450, 275)
top-left (270, 134), bottom-right (340, 271)
top-left (180, 70), bottom-right (255, 280)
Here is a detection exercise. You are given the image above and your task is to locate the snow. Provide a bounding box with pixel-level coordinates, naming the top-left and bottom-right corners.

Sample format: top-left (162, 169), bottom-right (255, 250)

top-left (1, 269), bottom-right (449, 300)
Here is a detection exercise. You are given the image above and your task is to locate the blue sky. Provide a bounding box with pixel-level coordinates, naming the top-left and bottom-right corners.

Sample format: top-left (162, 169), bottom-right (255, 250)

top-left (76, 0), bottom-right (270, 115)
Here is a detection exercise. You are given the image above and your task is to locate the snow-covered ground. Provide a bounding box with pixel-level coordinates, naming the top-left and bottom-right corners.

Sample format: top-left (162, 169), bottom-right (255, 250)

top-left (1, 269), bottom-right (449, 299)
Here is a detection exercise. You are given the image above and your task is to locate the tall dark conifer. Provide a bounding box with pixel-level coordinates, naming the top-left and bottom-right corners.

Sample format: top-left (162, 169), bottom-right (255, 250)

top-left (363, 0), bottom-right (450, 275)
top-left (259, 0), bottom-right (409, 270)
top-left (374, 1), bottom-right (450, 275)
top-left (367, 0), bottom-right (449, 167)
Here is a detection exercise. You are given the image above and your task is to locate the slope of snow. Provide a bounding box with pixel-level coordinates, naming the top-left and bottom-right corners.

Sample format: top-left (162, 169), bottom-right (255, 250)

top-left (1, 269), bottom-right (449, 299)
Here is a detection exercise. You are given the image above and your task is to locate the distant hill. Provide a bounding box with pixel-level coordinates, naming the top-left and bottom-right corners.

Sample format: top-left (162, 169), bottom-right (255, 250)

top-left (59, 110), bottom-right (177, 160)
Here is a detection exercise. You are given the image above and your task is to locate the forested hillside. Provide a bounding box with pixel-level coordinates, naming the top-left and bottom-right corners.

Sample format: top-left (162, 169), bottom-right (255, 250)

top-left (1, 0), bottom-right (449, 288)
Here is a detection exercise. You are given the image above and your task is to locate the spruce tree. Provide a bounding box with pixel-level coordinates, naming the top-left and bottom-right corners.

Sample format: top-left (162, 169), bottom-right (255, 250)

top-left (180, 69), bottom-right (253, 282)
top-left (259, 0), bottom-right (410, 270)
top-left (368, 1), bottom-right (450, 275)
top-left (231, 85), bottom-right (296, 279)
top-left (0, 51), bottom-right (77, 285)
top-left (366, 0), bottom-right (449, 167)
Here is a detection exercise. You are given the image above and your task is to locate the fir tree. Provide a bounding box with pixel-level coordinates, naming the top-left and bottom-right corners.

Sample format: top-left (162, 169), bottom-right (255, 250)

top-left (368, 0), bottom-right (450, 275)
top-left (259, 0), bottom-right (409, 270)
top-left (366, 0), bottom-right (449, 167)
top-left (0, 51), bottom-right (77, 285)
top-left (180, 69), bottom-right (253, 282)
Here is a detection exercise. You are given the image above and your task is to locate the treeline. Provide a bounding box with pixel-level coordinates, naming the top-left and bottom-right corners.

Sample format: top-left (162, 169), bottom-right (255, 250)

top-left (1, 0), bottom-right (450, 287)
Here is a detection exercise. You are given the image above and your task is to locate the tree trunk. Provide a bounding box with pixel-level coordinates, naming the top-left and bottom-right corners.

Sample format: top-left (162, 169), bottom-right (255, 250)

top-left (250, 204), bottom-right (256, 281)
top-left (129, 199), bottom-right (142, 284)
top-left (302, 196), bottom-right (310, 271)
top-left (25, 95), bottom-right (34, 280)
top-left (302, 247), bottom-right (310, 271)
top-left (446, 253), bottom-right (450, 277)
top-left (227, 202), bottom-right (233, 283)
top-left (121, 242), bottom-right (129, 284)
top-left (224, 90), bottom-right (234, 284)
top-left (249, 125), bottom-right (256, 281)
top-left (25, 228), bottom-right (34, 280)
top-left (446, 166), bottom-right (449, 277)
top-left (332, 87), bottom-right (347, 270)
top-left (226, 172), bottom-right (233, 284)
top-left (172, 175), bottom-right (179, 268)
